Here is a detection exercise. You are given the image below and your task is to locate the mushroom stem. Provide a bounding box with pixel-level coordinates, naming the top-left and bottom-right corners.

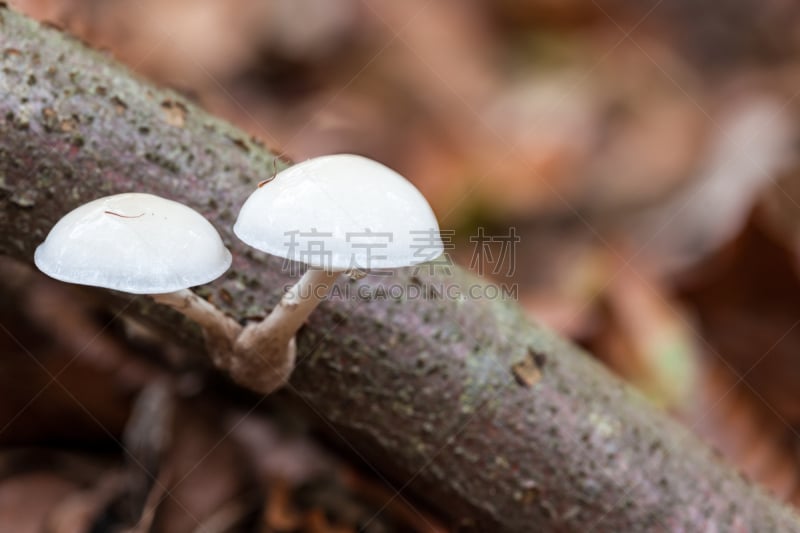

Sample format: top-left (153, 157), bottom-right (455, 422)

top-left (233, 268), bottom-right (338, 393)
top-left (150, 289), bottom-right (241, 366)
top-left (270, 268), bottom-right (340, 339)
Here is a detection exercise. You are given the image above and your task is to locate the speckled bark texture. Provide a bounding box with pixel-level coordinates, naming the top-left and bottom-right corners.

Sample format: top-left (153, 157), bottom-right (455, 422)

top-left (1, 8), bottom-right (799, 532)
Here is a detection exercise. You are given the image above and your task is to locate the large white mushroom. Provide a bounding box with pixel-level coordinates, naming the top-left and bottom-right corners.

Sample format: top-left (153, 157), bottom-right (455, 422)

top-left (34, 192), bottom-right (240, 366)
top-left (233, 153), bottom-right (443, 390)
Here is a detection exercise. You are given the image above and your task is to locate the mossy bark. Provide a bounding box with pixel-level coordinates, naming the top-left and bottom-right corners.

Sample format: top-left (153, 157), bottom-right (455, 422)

top-left (1, 7), bottom-right (798, 531)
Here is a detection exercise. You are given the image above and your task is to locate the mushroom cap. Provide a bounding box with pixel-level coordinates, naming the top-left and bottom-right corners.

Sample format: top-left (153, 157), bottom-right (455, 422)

top-left (34, 193), bottom-right (232, 294)
top-left (234, 154), bottom-right (443, 271)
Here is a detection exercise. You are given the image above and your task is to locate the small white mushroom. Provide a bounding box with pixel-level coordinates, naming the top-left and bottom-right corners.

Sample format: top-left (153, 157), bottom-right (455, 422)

top-left (34, 193), bottom-right (240, 365)
top-left (233, 153), bottom-right (443, 391)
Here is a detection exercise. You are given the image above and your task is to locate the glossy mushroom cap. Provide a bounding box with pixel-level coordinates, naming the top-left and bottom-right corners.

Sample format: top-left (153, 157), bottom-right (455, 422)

top-left (234, 154), bottom-right (443, 271)
top-left (35, 193), bottom-right (232, 294)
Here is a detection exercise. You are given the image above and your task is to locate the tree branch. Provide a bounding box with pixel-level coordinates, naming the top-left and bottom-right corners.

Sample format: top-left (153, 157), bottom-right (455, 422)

top-left (1, 7), bottom-right (798, 531)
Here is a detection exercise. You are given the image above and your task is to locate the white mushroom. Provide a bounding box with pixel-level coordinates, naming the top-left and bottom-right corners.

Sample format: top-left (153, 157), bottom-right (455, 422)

top-left (34, 193), bottom-right (240, 365)
top-left (233, 153), bottom-right (443, 390)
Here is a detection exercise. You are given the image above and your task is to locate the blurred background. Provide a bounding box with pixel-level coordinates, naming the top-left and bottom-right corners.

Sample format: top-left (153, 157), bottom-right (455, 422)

top-left (5, 0), bottom-right (800, 531)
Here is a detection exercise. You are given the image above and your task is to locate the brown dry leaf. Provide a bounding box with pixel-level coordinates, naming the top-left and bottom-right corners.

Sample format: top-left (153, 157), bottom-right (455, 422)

top-left (678, 174), bottom-right (800, 507)
top-left (515, 237), bottom-right (608, 341)
top-left (264, 480), bottom-right (303, 532)
top-left (229, 413), bottom-right (334, 486)
top-left (576, 41), bottom-right (708, 212)
top-left (469, 72), bottom-right (591, 216)
top-left (0, 258), bottom-right (161, 445)
top-left (0, 448), bottom-right (118, 533)
top-left (0, 473), bottom-right (80, 533)
top-left (304, 508), bottom-right (354, 533)
top-left (586, 252), bottom-right (700, 409)
top-left (680, 207), bottom-right (800, 422)
top-left (452, 37), bottom-right (708, 220)
top-left (629, 96), bottom-right (794, 275)
top-left (684, 358), bottom-right (800, 503)
top-left (759, 164), bottom-right (800, 276)
top-left (147, 398), bottom-right (264, 533)
top-left (0, 322), bottom-right (130, 445)
top-left (45, 473), bottom-right (124, 533)
top-left (340, 467), bottom-right (449, 533)
top-left (232, 412), bottom-right (446, 531)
